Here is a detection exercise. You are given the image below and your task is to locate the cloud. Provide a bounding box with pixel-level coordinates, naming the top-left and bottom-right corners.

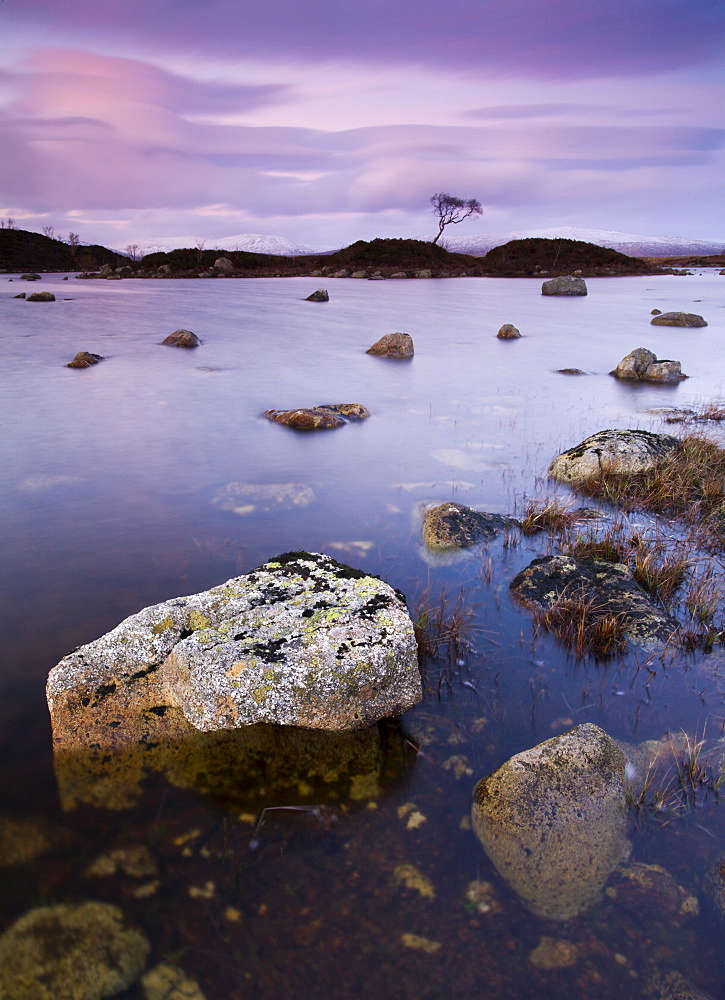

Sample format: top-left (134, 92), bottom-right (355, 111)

top-left (6, 0), bottom-right (725, 81)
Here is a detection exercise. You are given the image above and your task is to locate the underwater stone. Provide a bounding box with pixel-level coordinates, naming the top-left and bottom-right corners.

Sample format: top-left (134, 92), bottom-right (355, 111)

top-left (471, 723), bottom-right (630, 920)
top-left (0, 901), bottom-right (149, 1000)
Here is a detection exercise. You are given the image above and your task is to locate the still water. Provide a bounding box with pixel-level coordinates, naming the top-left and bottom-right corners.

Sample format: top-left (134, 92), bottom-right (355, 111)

top-left (2, 270), bottom-right (725, 998)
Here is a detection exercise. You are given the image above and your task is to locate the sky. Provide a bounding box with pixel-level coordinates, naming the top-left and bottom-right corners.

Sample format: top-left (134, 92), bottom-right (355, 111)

top-left (1, 0), bottom-right (724, 250)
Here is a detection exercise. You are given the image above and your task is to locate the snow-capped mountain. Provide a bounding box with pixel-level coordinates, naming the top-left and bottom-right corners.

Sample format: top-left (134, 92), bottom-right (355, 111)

top-left (115, 233), bottom-right (327, 257)
top-left (443, 227), bottom-right (724, 258)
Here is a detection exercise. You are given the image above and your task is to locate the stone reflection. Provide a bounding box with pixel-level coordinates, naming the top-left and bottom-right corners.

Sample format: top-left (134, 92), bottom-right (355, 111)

top-left (53, 711), bottom-right (412, 812)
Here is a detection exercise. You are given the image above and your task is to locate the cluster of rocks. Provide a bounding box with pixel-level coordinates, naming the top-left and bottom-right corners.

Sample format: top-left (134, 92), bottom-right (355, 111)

top-left (611, 347), bottom-right (687, 382)
top-left (264, 403), bottom-right (370, 430)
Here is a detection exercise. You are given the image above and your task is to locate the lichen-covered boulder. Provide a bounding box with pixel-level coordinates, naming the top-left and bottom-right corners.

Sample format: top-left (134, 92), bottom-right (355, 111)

top-left (496, 323), bottom-right (521, 339)
top-left (651, 311), bottom-right (707, 327)
top-left (548, 428), bottom-right (680, 485)
top-left (541, 275), bottom-right (587, 296)
top-left (161, 329), bottom-right (201, 347)
top-left (46, 552), bottom-right (421, 750)
top-left (422, 502), bottom-right (514, 551)
top-left (0, 901), bottom-right (149, 1000)
top-left (366, 332), bottom-right (414, 358)
top-left (510, 553), bottom-right (681, 653)
top-left (471, 723), bottom-right (630, 920)
top-left (305, 288), bottom-right (329, 301)
top-left (66, 351), bottom-right (104, 369)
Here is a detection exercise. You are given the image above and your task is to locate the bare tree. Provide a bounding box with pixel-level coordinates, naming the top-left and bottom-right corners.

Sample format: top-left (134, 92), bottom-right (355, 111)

top-left (67, 232), bottom-right (81, 258)
top-left (195, 238), bottom-right (207, 264)
top-left (42, 225), bottom-right (57, 240)
top-left (3, 217), bottom-right (17, 230)
top-left (124, 243), bottom-right (140, 262)
top-left (430, 192), bottom-right (482, 244)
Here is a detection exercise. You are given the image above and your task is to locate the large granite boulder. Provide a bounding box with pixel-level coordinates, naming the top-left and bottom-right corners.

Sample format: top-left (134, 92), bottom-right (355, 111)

top-left (264, 403), bottom-right (370, 430)
top-left (510, 553), bottom-right (681, 653)
top-left (541, 275), bottom-right (587, 296)
top-left (611, 347), bottom-right (686, 382)
top-left (422, 502), bottom-right (514, 551)
top-left (0, 902), bottom-right (149, 1000)
top-left (651, 311), bottom-right (707, 327)
top-left (46, 552), bottom-right (421, 751)
top-left (161, 329), bottom-right (201, 348)
top-left (548, 429), bottom-right (680, 485)
top-left (366, 332), bottom-right (414, 358)
top-left (471, 723), bottom-right (630, 920)
top-left (213, 256), bottom-right (235, 273)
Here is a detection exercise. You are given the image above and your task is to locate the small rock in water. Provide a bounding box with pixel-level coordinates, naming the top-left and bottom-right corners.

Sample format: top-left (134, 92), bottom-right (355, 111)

top-left (541, 275), bottom-right (587, 296)
top-left (422, 502), bottom-right (513, 551)
top-left (161, 329), bottom-right (201, 347)
top-left (650, 311), bottom-right (707, 327)
top-left (66, 351), bottom-right (104, 369)
top-left (26, 290), bottom-right (55, 301)
top-left (496, 323), bottom-right (521, 339)
top-left (305, 288), bottom-right (329, 301)
top-left (366, 332), bottom-right (414, 358)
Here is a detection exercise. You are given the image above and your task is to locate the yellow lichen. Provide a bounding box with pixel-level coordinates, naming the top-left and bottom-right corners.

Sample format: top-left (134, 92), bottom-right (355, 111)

top-left (401, 933), bottom-right (441, 953)
top-left (393, 864), bottom-right (435, 898)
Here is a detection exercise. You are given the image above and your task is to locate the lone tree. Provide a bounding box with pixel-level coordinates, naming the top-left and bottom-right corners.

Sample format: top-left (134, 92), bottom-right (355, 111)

top-left (430, 192), bottom-right (482, 244)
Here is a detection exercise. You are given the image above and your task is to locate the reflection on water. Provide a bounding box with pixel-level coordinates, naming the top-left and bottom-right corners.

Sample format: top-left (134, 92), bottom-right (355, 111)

top-left (1, 272), bottom-right (725, 998)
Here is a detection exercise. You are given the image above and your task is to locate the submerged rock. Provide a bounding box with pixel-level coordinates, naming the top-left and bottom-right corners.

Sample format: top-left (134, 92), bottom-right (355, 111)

top-left (46, 551), bottom-right (421, 748)
top-left (611, 347), bottom-right (686, 382)
top-left (211, 482), bottom-right (316, 514)
top-left (0, 901), bottom-right (149, 1000)
top-left (161, 329), bottom-right (201, 348)
top-left (422, 502), bottom-right (514, 551)
top-left (305, 288), bottom-right (329, 301)
top-left (496, 323), bottom-right (521, 339)
top-left (548, 428), bottom-right (680, 485)
top-left (66, 351), bottom-right (104, 369)
top-left (510, 553), bottom-right (681, 653)
top-left (366, 332), bottom-right (414, 358)
top-left (471, 723), bottom-right (630, 920)
top-left (606, 862), bottom-right (699, 926)
top-left (541, 275), bottom-right (587, 296)
top-left (651, 311), bottom-right (707, 327)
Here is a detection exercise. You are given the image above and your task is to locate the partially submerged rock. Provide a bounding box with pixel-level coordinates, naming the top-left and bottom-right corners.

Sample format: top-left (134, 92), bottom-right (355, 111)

top-left (496, 323), bottom-right (521, 339)
top-left (422, 502), bottom-right (514, 551)
top-left (510, 553), bottom-right (681, 653)
top-left (161, 329), bottom-right (201, 348)
top-left (541, 275), bottom-right (587, 296)
top-left (611, 347), bottom-right (686, 382)
top-left (606, 862), bottom-right (699, 926)
top-left (651, 311), bottom-right (707, 327)
top-left (549, 428), bottom-right (680, 485)
top-left (366, 332), bottom-right (414, 358)
top-left (471, 723), bottom-right (630, 920)
top-left (305, 288), bottom-right (329, 301)
top-left (66, 351), bottom-right (104, 369)
top-left (46, 551), bottom-right (421, 749)
top-left (0, 901), bottom-right (149, 1000)
top-left (264, 403), bottom-right (370, 430)
top-left (26, 290), bottom-right (55, 301)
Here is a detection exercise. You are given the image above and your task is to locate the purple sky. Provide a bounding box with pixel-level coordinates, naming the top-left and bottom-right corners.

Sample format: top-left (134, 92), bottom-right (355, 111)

top-left (2, 0), bottom-right (723, 248)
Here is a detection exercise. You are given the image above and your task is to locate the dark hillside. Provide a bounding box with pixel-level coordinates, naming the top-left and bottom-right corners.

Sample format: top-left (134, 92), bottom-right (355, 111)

top-left (481, 238), bottom-right (658, 276)
top-left (0, 229), bottom-right (127, 272)
top-left (304, 238), bottom-right (485, 272)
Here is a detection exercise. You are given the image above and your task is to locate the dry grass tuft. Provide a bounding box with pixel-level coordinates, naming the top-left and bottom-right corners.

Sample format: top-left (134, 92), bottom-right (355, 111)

top-left (578, 434), bottom-right (725, 525)
top-left (531, 586), bottom-right (628, 659)
top-left (414, 588), bottom-right (481, 694)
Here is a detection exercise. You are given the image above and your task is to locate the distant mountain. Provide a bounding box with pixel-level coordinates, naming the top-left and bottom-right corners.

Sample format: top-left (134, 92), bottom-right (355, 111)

top-left (117, 233), bottom-right (326, 258)
top-left (444, 227), bottom-right (725, 258)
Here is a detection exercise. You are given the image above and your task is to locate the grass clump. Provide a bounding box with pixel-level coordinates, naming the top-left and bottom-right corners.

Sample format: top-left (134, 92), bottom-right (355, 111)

top-left (532, 586), bottom-right (628, 659)
top-left (519, 495), bottom-right (593, 535)
top-left (578, 434), bottom-right (725, 526)
top-left (414, 588), bottom-right (481, 695)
